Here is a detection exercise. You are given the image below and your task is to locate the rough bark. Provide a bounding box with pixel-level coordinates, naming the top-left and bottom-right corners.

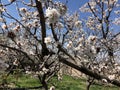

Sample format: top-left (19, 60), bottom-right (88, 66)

top-left (35, 0), bottom-right (49, 56)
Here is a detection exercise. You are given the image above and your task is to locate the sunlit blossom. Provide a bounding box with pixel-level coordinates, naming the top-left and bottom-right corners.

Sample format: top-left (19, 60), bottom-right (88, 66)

top-left (66, 41), bottom-right (73, 48)
top-left (74, 44), bottom-right (82, 51)
top-left (102, 79), bottom-right (107, 83)
top-left (19, 7), bottom-right (27, 13)
top-left (0, 7), bottom-right (6, 13)
top-left (13, 25), bottom-right (20, 32)
top-left (79, 37), bottom-right (84, 43)
top-left (45, 7), bottom-right (60, 23)
top-left (25, 71), bottom-right (32, 74)
top-left (87, 35), bottom-right (97, 44)
top-left (33, 19), bottom-right (39, 27)
top-left (17, 41), bottom-right (24, 46)
top-left (44, 37), bottom-right (52, 44)
top-left (49, 86), bottom-right (55, 90)
top-left (89, 1), bottom-right (96, 9)
top-left (96, 24), bottom-right (102, 30)
top-left (113, 17), bottom-right (120, 25)
top-left (13, 59), bottom-right (19, 66)
top-left (58, 3), bottom-right (67, 16)
top-left (108, 75), bottom-right (115, 80)
top-left (91, 45), bottom-right (97, 54)
top-left (42, 67), bottom-right (49, 74)
top-left (58, 69), bottom-right (63, 81)
top-left (38, 0), bottom-right (47, 3)
top-left (74, 20), bottom-right (82, 28)
top-left (29, 50), bottom-right (35, 55)
top-left (109, 0), bottom-right (118, 4)
top-left (79, 3), bottom-right (91, 12)
top-left (1, 24), bottom-right (7, 30)
top-left (33, 11), bottom-right (39, 16)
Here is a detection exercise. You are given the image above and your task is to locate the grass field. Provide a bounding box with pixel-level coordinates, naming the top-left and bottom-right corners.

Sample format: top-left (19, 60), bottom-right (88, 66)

top-left (49, 75), bottom-right (119, 90)
top-left (0, 74), bottom-right (120, 90)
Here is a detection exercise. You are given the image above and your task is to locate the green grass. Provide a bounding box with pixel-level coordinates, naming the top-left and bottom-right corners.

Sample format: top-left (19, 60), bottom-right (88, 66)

top-left (49, 75), bottom-right (86, 90)
top-left (0, 74), bottom-right (40, 88)
top-left (48, 75), bottom-right (120, 90)
top-left (0, 74), bottom-right (120, 90)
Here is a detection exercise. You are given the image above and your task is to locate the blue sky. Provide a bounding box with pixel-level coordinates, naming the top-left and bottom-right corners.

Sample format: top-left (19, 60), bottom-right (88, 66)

top-left (2, 0), bottom-right (89, 23)
top-left (3, 0), bottom-right (88, 15)
top-left (54, 0), bottom-right (88, 12)
top-left (1, 0), bottom-right (120, 33)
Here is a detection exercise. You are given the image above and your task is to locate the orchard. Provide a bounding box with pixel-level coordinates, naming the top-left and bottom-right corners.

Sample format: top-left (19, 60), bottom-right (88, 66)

top-left (0, 0), bottom-right (120, 90)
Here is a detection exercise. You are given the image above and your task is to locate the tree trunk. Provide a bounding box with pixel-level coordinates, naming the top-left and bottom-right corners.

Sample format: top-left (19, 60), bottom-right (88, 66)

top-left (86, 83), bottom-right (91, 90)
top-left (42, 81), bottom-right (48, 90)
top-left (38, 74), bottom-right (48, 90)
top-left (86, 77), bottom-right (94, 90)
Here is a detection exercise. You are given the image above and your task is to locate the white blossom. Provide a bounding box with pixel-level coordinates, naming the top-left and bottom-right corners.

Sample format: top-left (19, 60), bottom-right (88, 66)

top-left (44, 37), bottom-right (52, 44)
top-left (109, 0), bottom-right (118, 4)
top-left (25, 71), bottom-right (32, 74)
top-left (79, 37), bottom-right (84, 43)
top-left (29, 50), bottom-right (35, 55)
top-left (33, 19), bottom-right (39, 27)
top-left (58, 69), bottom-right (63, 81)
top-left (19, 7), bottom-right (27, 13)
top-left (58, 4), bottom-right (67, 16)
top-left (45, 7), bottom-right (60, 23)
top-left (42, 67), bottom-right (49, 74)
top-left (0, 7), bottom-right (6, 13)
top-left (74, 20), bottom-right (82, 28)
top-left (13, 59), bottom-right (19, 66)
top-left (79, 3), bottom-right (91, 12)
top-left (116, 66), bottom-right (120, 70)
top-left (96, 24), bottom-right (102, 30)
top-left (33, 11), bottom-right (39, 16)
top-left (89, 1), bottom-right (96, 9)
top-left (74, 44), bottom-right (82, 51)
top-left (91, 45), bottom-right (97, 54)
top-left (108, 75), bottom-right (115, 80)
top-left (1, 24), bottom-right (7, 30)
top-left (38, 0), bottom-right (47, 3)
top-left (102, 79), bottom-right (107, 83)
top-left (13, 25), bottom-right (20, 32)
top-left (66, 41), bottom-right (73, 48)
top-left (87, 35), bottom-right (97, 44)
top-left (49, 86), bottom-right (55, 90)
top-left (113, 17), bottom-right (120, 25)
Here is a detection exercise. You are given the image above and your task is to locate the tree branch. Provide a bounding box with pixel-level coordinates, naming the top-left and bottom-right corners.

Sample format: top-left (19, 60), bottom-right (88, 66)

top-left (58, 55), bottom-right (120, 87)
top-left (35, 0), bottom-right (49, 56)
top-left (0, 44), bottom-right (34, 64)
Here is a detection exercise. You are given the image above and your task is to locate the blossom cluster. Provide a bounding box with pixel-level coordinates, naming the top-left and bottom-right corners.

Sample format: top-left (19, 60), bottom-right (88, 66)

top-left (113, 17), bottom-right (120, 25)
top-left (44, 36), bottom-right (52, 44)
top-left (45, 7), bottom-right (60, 23)
top-left (86, 16), bottom-right (101, 30)
top-left (45, 2), bottom-right (67, 23)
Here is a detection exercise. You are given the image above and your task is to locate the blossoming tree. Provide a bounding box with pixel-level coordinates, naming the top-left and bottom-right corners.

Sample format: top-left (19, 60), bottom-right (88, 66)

top-left (0, 0), bottom-right (120, 90)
